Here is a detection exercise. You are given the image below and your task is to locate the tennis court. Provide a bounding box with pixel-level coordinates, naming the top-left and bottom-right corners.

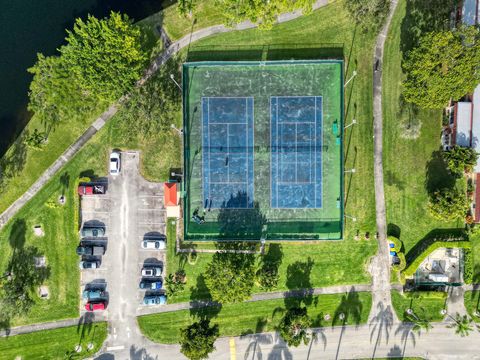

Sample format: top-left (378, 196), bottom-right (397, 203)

top-left (271, 96), bottom-right (323, 209)
top-left (183, 60), bottom-right (343, 241)
top-left (202, 97), bottom-right (254, 209)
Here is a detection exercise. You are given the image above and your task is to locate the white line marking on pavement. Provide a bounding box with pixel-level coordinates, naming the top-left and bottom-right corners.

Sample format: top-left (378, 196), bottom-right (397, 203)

top-left (106, 345), bottom-right (125, 351)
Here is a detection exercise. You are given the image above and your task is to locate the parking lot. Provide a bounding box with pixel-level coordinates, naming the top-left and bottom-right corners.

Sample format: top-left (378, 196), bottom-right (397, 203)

top-left (78, 151), bottom-right (167, 347)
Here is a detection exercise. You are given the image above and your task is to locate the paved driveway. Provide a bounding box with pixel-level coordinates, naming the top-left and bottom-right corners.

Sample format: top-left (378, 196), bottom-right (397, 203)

top-left (102, 151), bottom-right (166, 352)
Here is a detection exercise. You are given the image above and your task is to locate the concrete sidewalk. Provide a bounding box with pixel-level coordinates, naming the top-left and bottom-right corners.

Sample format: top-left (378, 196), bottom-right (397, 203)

top-left (0, 314), bottom-right (107, 338)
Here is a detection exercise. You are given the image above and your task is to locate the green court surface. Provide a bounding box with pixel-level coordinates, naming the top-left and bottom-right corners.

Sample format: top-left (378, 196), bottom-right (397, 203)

top-left (183, 60), bottom-right (343, 240)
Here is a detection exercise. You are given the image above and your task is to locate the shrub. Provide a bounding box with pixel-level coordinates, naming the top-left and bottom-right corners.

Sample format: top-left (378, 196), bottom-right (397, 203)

top-left (463, 249), bottom-right (473, 284)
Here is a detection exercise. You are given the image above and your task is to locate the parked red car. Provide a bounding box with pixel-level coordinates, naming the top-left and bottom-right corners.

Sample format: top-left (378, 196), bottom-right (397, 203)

top-left (77, 184), bottom-right (105, 196)
top-left (84, 301), bottom-right (107, 311)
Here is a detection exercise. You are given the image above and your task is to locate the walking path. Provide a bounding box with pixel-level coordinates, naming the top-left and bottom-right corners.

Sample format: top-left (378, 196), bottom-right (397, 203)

top-left (368, 0), bottom-right (399, 326)
top-left (0, 314), bottom-right (106, 338)
top-left (0, 2), bottom-right (328, 230)
top-left (137, 284), bottom-right (372, 316)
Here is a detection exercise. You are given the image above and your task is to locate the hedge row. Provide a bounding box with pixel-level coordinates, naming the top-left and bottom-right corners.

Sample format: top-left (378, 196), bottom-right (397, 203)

top-left (403, 240), bottom-right (471, 277)
top-left (464, 249), bottom-right (473, 284)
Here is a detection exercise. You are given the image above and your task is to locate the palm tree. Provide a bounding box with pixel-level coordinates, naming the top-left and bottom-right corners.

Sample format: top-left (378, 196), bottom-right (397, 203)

top-left (405, 308), bottom-right (432, 334)
top-left (446, 313), bottom-right (474, 337)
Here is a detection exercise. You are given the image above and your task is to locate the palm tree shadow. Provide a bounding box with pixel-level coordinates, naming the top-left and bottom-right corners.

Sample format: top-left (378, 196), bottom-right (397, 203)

top-left (394, 322), bottom-right (416, 357)
top-left (369, 302), bottom-right (394, 359)
top-left (241, 332), bottom-right (273, 360)
top-left (332, 288), bottom-right (364, 359)
top-left (306, 327), bottom-right (327, 359)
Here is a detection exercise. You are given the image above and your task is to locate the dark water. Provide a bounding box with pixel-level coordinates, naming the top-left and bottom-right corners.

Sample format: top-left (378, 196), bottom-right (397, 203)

top-left (0, 0), bottom-right (166, 156)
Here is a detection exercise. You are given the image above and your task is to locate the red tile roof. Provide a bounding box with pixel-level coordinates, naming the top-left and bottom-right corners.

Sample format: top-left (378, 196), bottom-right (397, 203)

top-left (164, 182), bottom-right (177, 207)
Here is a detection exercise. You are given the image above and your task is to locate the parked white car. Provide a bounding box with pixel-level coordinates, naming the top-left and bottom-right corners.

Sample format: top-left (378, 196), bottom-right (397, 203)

top-left (141, 239), bottom-right (166, 250)
top-left (109, 152), bottom-right (120, 175)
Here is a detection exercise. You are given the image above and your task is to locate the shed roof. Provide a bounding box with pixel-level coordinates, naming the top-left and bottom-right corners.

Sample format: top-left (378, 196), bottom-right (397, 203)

top-left (455, 102), bottom-right (473, 148)
top-left (164, 182), bottom-right (178, 206)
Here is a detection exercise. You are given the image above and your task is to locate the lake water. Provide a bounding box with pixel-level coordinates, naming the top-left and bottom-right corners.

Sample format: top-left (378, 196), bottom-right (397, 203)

top-left (0, 0), bottom-right (165, 156)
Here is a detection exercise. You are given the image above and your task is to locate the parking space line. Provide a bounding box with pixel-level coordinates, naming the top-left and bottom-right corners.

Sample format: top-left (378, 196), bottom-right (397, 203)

top-left (229, 337), bottom-right (236, 360)
top-left (137, 195), bottom-right (163, 198)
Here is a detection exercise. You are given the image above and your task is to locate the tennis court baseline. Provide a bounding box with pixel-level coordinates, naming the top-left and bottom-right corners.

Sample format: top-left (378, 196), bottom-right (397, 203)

top-left (271, 96), bottom-right (323, 208)
top-left (202, 97), bottom-right (254, 209)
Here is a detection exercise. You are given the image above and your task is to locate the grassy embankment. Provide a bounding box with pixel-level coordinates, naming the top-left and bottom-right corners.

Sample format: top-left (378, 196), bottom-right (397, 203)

top-left (0, 322), bottom-right (108, 360)
top-left (163, 0), bottom-right (378, 303)
top-left (382, 0), bottom-right (473, 282)
top-left (391, 290), bottom-right (446, 322)
top-left (138, 292), bottom-right (372, 344)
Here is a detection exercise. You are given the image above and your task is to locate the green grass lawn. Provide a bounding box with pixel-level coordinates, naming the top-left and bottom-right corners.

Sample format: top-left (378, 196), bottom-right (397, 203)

top-left (147, 0), bottom-right (223, 41)
top-left (0, 63), bottom-right (183, 326)
top-left (391, 290), bottom-right (446, 322)
top-left (138, 292), bottom-right (372, 344)
top-left (0, 322), bottom-right (107, 360)
top-left (187, 0), bottom-right (378, 238)
top-left (464, 291), bottom-right (480, 322)
top-left (382, 0), bottom-right (462, 256)
top-left (163, 0), bottom-right (377, 303)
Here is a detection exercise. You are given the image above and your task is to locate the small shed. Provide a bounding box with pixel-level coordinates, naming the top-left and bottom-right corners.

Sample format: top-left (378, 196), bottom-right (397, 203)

top-left (164, 182), bottom-right (178, 206)
top-left (164, 182), bottom-right (180, 218)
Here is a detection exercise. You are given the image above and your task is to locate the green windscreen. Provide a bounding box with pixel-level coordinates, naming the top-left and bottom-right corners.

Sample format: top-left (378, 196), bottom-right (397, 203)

top-left (182, 60), bottom-right (344, 241)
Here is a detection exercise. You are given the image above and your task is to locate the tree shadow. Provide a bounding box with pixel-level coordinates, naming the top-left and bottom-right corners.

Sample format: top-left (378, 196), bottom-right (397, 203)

top-left (266, 337), bottom-right (293, 360)
top-left (217, 191), bottom-right (266, 240)
top-left (400, 0), bottom-right (458, 60)
top-left (59, 171), bottom-right (70, 197)
top-left (8, 218), bottom-right (27, 250)
top-left (332, 288), bottom-right (364, 360)
top-left (284, 257), bottom-right (315, 308)
top-left (425, 149), bottom-right (456, 196)
top-left (77, 312), bottom-right (95, 344)
top-left (333, 288), bottom-right (363, 327)
top-left (394, 322), bottom-right (416, 357)
top-left (257, 244), bottom-right (283, 290)
top-left (369, 302), bottom-right (394, 359)
top-left (241, 331), bottom-right (274, 360)
top-left (387, 223), bottom-right (401, 239)
top-left (405, 228), bottom-right (467, 264)
top-left (0, 130), bottom-right (27, 187)
top-left (129, 345), bottom-right (158, 360)
top-left (385, 170), bottom-right (406, 191)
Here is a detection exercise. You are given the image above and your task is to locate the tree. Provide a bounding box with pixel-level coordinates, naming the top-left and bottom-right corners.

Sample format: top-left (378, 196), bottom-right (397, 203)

top-left (165, 272), bottom-right (185, 297)
top-left (402, 27), bottom-right (480, 108)
top-left (179, 319), bottom-right (219, 360)
top-left (24, 129), bottom-right (48, 150)
top-left (28, 54), bottom-right (95, 129)
top-left (178, 0), bottom-right (196, 18)
top-left (256, 244), bottom-right (283, 291)
top-left (278, 307), bottom-right (312, 347)
top-left (444, 146), bottom-right (478, 176)
top-left (428, 188), bottom-right (469, 221)
top-left (345, 0), bottom-right (391, 32)
top-left (216, 0), bottom-right (316, 29)
top-left (204, 251), bottom-right (256, 303)
top-left (447, 313), bottom-right (474, 337)
top-left (60, 12), bottom-right (148, 102)
top-left (406, 309), bottom-right (433, 334)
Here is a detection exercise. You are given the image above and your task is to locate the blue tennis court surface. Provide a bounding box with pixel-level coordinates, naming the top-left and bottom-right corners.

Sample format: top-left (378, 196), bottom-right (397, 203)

top-left (202, 97), bottom-right (254, 209)
top-left (271, 96), bottom-right (323, 208)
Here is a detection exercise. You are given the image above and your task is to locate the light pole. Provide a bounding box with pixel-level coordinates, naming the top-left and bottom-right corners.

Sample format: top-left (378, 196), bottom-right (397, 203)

top-left (171, 123), bottom-right (183, 135)
top-left (345, 168), bottom-right (356, 174)
top-left (345, 119), bottom-right (357, 129)
top-left (344, 70), bottom-right (357, 87)
top-left (170, 74), bottom-right (182, 91)
top-left (345, 214), bottom-right (357, 222)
